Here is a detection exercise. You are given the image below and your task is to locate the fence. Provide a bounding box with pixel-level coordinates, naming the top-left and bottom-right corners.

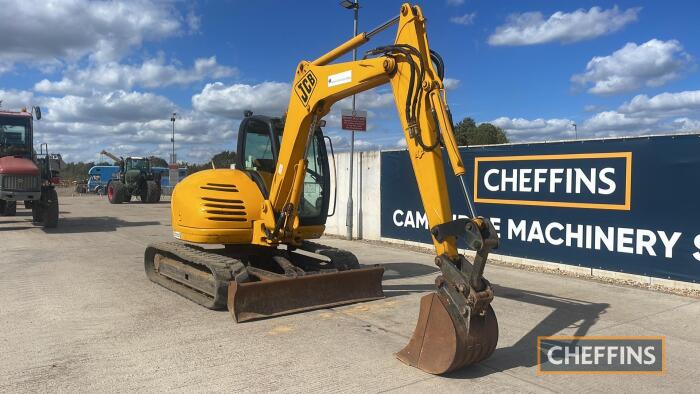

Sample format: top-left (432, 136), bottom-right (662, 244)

top-left (324, 134), bottom-right (700, 286)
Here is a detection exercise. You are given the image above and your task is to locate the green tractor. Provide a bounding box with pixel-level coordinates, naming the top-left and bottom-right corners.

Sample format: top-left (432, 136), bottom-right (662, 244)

top-left (101, 151), bottom-right (161, 204)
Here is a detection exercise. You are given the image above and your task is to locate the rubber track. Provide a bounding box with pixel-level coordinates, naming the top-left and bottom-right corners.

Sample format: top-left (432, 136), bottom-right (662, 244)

top-left (145, 241), bottom-right (248, 310)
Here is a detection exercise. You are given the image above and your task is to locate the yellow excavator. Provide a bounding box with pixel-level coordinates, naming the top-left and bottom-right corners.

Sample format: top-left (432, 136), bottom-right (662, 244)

top-left (145, 3), bottom-right (499, 374)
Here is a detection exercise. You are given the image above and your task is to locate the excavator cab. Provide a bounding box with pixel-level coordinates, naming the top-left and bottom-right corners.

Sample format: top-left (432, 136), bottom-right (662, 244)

top-left (236, 114), bottom-right (331, 226)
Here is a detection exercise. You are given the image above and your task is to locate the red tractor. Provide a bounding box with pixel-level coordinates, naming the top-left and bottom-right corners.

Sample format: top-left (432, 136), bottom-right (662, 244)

top-left (0, 107), bottom-right (60, 228)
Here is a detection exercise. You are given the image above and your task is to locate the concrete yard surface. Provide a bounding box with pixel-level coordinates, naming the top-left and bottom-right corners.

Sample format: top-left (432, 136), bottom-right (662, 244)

top-left (1, 195), bottom-right (697, 392)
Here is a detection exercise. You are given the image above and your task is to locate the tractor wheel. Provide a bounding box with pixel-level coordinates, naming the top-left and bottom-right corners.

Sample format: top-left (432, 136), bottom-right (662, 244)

top-left (32, 204), bottom-right (42, 222)
top-left (3, 201), bottom-right (17, 216)
top-left (124, 192), bottom-right (132, 202)
top-left (42, 189), bottom-right (59, 228)
top-left (24, 201), bottom-right (32, 209)
top-left (108, 182), bottom-right (125, 204)
top-left (140, 183), bottom-right (149, 202)
top-left (146, 180), bottom-right (161, 203)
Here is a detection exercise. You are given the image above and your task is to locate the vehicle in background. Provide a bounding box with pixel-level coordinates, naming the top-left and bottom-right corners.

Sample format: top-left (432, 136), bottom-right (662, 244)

top-left (0, 107), bottom-right (60, 227)
top-left (74, 180), bottom-right (87, 194)
top-left (100, 150), bottom-right (161, 204)
top-left (86, 165), bottom-right (120, 194)
top-left (151, 166), bottom-right (187, 188)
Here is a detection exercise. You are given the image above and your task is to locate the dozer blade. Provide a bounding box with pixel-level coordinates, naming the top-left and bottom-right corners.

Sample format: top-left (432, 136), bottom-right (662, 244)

top-left (228, 266), bottom-right (385, 322)
top-left (396, 292), bottom-right (498, 374)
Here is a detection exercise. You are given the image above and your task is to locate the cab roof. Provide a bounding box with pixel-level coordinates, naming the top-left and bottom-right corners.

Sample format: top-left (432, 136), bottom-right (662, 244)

top-left (0, 110), bottom-right (32, 117)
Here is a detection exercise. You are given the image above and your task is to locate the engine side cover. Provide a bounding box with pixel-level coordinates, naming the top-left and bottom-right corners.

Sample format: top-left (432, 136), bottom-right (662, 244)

top-left (171, 169), bottom-right (263, 244)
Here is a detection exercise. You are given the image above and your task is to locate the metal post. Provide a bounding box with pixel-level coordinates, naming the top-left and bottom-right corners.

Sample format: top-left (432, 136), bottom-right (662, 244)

top-left (170, 112), bottom-right (177, 164)
top-left (572, 122), bottom-right (577, 140)
top-left (345, 0), bottom-right (359, 240)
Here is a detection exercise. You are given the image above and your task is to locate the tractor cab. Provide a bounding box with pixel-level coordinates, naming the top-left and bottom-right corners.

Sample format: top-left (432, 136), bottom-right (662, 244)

top-left (235, 113), bottom-right (332, 225)
top-left (123, 157), bottom-right (151, 184)
top-left (0, 110), bottom-right (33, 160)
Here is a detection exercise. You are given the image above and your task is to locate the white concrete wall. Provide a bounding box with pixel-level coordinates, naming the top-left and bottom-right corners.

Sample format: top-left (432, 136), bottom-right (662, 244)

top-left (324, 150), bottom-right (382, 240)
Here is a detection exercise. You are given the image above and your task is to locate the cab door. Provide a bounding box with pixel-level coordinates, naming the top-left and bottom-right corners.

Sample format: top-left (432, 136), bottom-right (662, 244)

top-left (235, 115), bottom-right (331, 226)
top-left (236, 115), bottom-right (281, 195)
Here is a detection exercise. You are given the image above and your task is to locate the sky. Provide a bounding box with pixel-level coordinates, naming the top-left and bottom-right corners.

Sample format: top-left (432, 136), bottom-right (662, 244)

top-left (1, 0), bottom-right (699, 163)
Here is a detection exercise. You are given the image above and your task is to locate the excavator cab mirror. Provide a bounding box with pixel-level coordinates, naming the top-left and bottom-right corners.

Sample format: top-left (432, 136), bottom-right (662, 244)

top-left (34, 106), bottom-right (42, 120)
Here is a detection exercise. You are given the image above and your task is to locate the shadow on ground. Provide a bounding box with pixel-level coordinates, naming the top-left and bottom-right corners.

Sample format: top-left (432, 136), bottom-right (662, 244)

top-left (42, 216), bottom-right (161, 234)
top-left (0, 226), bottom-right (34, 232)
top-left (444, 285), bottom-right (609, 378)
top-left (378, 264), bottom-right (609, 379)
top-left (378, 262), bottom-right (439, 298)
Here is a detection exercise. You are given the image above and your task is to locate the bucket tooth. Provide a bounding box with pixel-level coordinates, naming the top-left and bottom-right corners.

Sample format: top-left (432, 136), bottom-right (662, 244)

top-left (228, 266), bottom-right (385, 322)
top-left (396, 292), bottom-right (498, 374)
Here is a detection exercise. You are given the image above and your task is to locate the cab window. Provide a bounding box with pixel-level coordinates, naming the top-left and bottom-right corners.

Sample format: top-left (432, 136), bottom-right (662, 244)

top-left (298, 136), bottom-right (326, 220)
top-left (242, 120), bottom-right (276, 174)
top-left (126, 159), bottom-right (148, 171)
top-left (0, 117), bottom-right (30, 157)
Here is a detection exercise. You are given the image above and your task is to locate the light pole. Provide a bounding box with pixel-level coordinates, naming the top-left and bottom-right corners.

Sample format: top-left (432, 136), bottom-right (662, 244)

top-left (572, 121), bottom-right (577, 140)
top-left (340, 0), bottom-right (359, 240)
top-left (170, 112), bottom-right (177, 165)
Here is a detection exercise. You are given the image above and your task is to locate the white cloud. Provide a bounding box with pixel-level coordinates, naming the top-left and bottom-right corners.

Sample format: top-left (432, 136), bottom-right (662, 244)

top-left (186, 10), bottom-right (202, 32)
top-left (35, 56), bottom-right (237, 95)
top-left (488, 6), bottom-right (640, 46)
top-left (443, 78), bottom-right (461, 90)
top-left (336, 89), bottom-right (394, 110)
top-left (582, 111), bottom-right (658, 133)
top-left (578, 89), bottom-right (700, 136)
top-left (0, 0), bottom-right (188, 71)
top-left (43, 90), bottom-right (175, 124)
top-left (0, 89), bottom-right (35, 110)
top-left (618, 90), bottom-right (700, 117)
top-left (192, 82), bottom-right (291, 119)
top-left (354, 139), bottom-right (381, 151)
top-left (572, 39), bottom-right (692, 95)
top-left (191, 81), bottom-right (384, 128)
top-left (450, 13), bottom-right (476, 26)
top-left (490, 117), bottom-right (576, 141)
top-left (671, 118), bottom-right (700, 132)
top-left (32, 106), bottom-right (238, 163)
top-left (327, 136), bottom-right (381, 152)
top-left (446, 0), bottom-right (465, 6)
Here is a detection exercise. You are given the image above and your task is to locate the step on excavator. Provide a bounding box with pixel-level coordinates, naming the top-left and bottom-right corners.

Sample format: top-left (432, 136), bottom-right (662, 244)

top-left (145, 3), bottom-right (499, 374)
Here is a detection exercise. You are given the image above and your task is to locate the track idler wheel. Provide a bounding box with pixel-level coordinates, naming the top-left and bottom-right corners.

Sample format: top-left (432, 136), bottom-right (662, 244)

top-left (396, 291), bottom-right (498, 374)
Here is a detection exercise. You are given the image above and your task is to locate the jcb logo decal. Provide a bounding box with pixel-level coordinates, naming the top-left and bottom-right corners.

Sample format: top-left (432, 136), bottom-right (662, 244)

top-left (295, 70), bottom-right (317, 105)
